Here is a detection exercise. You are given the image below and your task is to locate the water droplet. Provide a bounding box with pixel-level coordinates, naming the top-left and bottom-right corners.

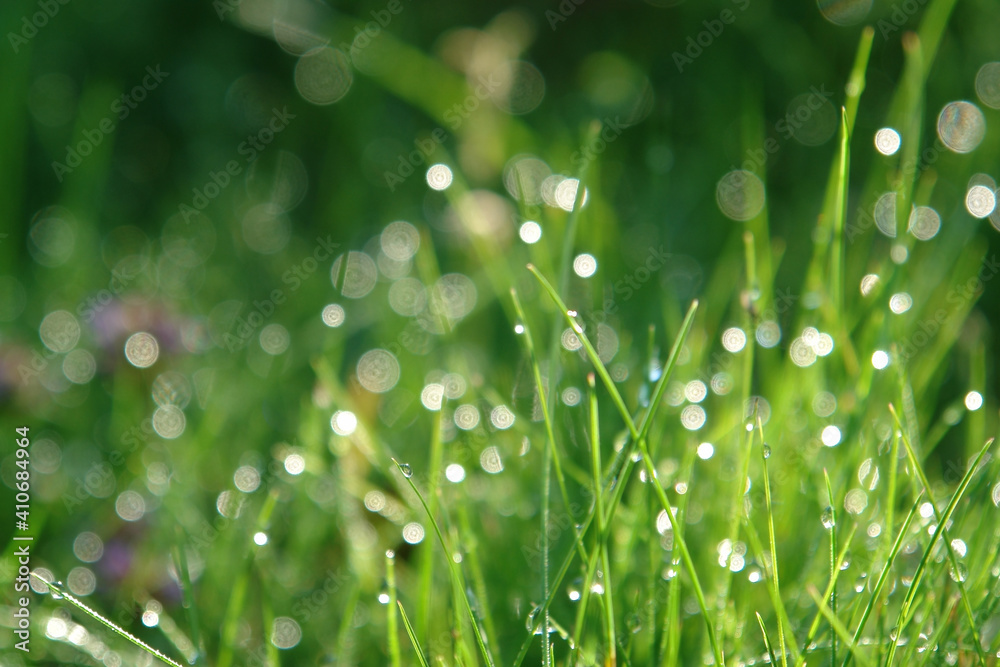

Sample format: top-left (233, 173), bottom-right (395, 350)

top-left (821, 506), bottom-right (836, 530)
top-left (525, 605), bottom-right (541, 631)
top-left (626, 613), bottom-right (643, 634)
top-left (397, 462), bottom-right (413, 478)
top-left (762, 444), bottom-right (771, 459)
top-left (50, 582), bottom-right (65, 600)
top-left (567, 578), bottom-right (582, 602)
top-left (949, 562), bottom-right (968, 583)
top-left (514, 321), bottom-right (525, 334)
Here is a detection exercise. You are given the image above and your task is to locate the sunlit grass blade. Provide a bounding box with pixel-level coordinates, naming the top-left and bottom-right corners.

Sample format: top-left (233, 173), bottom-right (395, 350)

top-left (392, 458), bottom-right (495, 667)
top-left (30, 573), bottom-right (184, 667)
top-left (839, 495), bottom-right (920, 667)
top-left (824, 469), bottom-right (838, 667)
top-left (589, 372), bottom-right (616, 666)
top-left (882, 436), bottom-right (995, 667)
top-left (887, 404), bottom-right (988, 667)
top-left (387, 551), bottom-right (402, 667)
top-left (398, 601), bottom-right (431, 667)
top-left (805, 586), bottom-right (874, 667)
top-left (757, 417), bottom-right (791, 667)
top-left (528, 263), bottom-right (724, 666)
top-left (756, 612), bottom-right (779, 667)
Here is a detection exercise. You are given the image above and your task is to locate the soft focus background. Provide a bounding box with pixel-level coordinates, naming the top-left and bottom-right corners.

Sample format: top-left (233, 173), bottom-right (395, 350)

top-left (3, 0), bottom-right (1000, 665)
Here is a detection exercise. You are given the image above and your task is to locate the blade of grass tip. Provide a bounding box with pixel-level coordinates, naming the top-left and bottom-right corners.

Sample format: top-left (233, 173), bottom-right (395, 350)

top-left (392, 459), bottom-right (495, 667)
top-left (757, 417), bottom-right (790, 667)
top-left (589, 373), bottom-right (616, 666)
top-left (31, 573), bottom-right (184, 667)
top-left (883, 436), bottom-right (995, 667)
top-left (387, 551), bottom-right (402, 667)
top-left (886, 404), bottom-right (988, 667)
top-left (805, 586), bottom-right (875, 667)
top-left (515, 298), bottom-right (699, 667)
top-left (757, 612), bottom-right (779, 667)
top-left (568, 377), bottom-right (612, 663)
top-left (839, 496), bottom-right (921, 667)
top-left (824, 469), bottom-right (838, 667)
top-left (542, 357), bottom-right (553, 667)
top-left (172, 526), bottom-right (203, 663)
top-left (843, 26), bottom-right (875, 129)
top-left (398, 601), bottom-right (431, 667)
top-left (529, 263), bottom-right (727, 665)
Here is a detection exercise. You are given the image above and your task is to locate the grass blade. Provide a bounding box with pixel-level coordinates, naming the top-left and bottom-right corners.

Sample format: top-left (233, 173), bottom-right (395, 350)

top-left (758, 418), bottom-right (790, 667)
top-left (589, 372), bottom-right (616, 665)
top-left (387, 551), bottom-right (402, 667)
top-left (756, 611), bottom-right (779, 667)
top-left (824, 469), bottom-right (837, 667)
top-left (398, 601), bottom-right (431, 667)
top-left (30, 573), bottom-right (184, 667)
top-left (392, 459), bottom-right (496, 667)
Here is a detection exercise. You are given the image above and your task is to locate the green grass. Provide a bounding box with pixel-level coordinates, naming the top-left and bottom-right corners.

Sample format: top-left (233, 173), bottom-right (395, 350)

top-left (5, 0), bottom-right (1000, 666)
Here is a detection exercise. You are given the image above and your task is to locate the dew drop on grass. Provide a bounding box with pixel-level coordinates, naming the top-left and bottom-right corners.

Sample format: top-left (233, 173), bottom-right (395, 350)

top-left (821, 506), bottom-right (835, 529)
top-left (762, 444), bottom-right (771, 459)
top-left (626, 613), bottom-right (643, 634)
top-left (49, 581), bottom-right (65, 600)
top-left (526, 604), bottom-right (540, 631)
top-left (397, 462), bottom-right (413, 478)
top-left (567, 579), bottom-right (582, 602)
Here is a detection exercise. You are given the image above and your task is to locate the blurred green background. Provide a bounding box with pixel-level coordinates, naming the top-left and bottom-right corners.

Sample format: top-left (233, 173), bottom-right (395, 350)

top-left (3, 0), bottom-right (1000, 664)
